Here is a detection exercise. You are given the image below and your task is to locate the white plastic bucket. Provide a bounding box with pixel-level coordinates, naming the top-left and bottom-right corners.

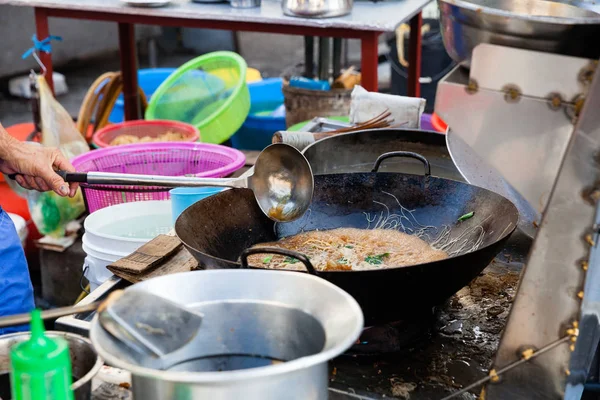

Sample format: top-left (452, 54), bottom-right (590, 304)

top-left (82, 200), bottom-right (172, 291)
top-left (82, 245), bottom-right (117, 292)
top-left (84, 200), bottom-right (173, 253)
top-left (82, 235), bottom-right (130, 290)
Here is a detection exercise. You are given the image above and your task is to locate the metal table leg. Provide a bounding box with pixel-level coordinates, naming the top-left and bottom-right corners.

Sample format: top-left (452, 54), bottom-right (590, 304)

top-left (304, 36), bottom-right (314, 78)
top-left (360, 31), bottom-right (380, 92)
top-left (318, 37), bottom-right (331, 81)
top-left (407, 12), bottom-right (423, 97)
top-left (333, 38), bottom-right (342, 80)
top-left (118, 23), bottom-right (140, 120)
top-left (34, 8), bottom-right (54, 94)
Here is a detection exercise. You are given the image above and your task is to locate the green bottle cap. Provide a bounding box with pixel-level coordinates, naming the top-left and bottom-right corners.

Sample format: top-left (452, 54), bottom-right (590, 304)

top-left (10, 309), bottom-right (74, 400)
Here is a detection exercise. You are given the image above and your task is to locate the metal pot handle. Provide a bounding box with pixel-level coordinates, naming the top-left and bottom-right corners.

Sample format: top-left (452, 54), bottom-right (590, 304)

top-left (371, 151), bottom-right (431, 176)
top-left (240, 247), bottom-right (318, 276)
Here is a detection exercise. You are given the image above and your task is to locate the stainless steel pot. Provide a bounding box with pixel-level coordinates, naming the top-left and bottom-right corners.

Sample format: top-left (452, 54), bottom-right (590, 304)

top-left (90, 270), bottom-right (363, 400)
top-left (0, 331), bottom-right (103, 400)
top-left (438, 0), bottom-right (600, 67)
top-left (282, 0), bottom-right (352, 18)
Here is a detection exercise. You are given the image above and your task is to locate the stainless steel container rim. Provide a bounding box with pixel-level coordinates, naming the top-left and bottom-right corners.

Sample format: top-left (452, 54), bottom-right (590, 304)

top-left (90, 269), bottom-right (364, 383)
top-left (0, 330), bottom-right (104, 390)
top-left (438, 0), bottom-right (600, 24)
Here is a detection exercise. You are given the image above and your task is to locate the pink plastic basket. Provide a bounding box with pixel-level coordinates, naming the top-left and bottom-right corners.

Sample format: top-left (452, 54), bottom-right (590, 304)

top-left (72, 142), bottom-right (246, 213)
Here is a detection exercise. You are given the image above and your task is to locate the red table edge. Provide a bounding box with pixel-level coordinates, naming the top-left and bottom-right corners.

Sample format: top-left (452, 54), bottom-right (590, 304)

top-left (34, 7), bottom-right (422, 120)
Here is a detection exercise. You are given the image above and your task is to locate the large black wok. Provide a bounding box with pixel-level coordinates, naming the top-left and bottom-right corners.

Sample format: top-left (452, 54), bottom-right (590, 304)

top-left (175, 152), bottom-right (519, 325)
top-left (302, 128), bottom-right (463, 181)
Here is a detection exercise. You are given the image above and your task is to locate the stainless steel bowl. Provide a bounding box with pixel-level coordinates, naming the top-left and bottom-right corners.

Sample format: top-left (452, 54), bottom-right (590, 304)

top-left (438, 0), bottom-right (600, 67)
top-left (282, 0), bottom-right (353, 18)
top-left (0, 331), bottom-right (103, 400)
top-left (91, 270), bottom-right (363, 400)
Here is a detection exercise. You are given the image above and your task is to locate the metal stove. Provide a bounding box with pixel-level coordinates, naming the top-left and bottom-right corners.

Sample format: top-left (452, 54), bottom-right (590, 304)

top-left (59, 230), bottom-right (531, 399)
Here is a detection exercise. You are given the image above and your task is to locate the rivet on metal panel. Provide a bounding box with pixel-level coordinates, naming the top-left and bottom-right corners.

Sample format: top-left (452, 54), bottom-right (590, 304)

top-left (585, 234), bottom-right (595, 247)
top-left (581, 186), bottom-right (600, 205)
top-left (562, 320), bottom-right (580, 338)
top-left (564, 94), bottom-right (585, 123)
top-left (581, 260), bottom-right (589, 271)
top-left (502, 85), bottom-right (521, 103)
top-left (574, 95), bottom-right (586, 117)
top-left (521, 348), bottom-right (535, 360)
top-left (578, 62), bottom-right (597, 86)
top-left (566, 326), bottom-right (579, 337)
top-left (466, 79), bottom-right (478, 94)
top-left (478, 387), bottom-right (486, 400)
top-left (547, 92), bottom-right (563, 110)
top-left (489, 369), bottom-right (500, 383)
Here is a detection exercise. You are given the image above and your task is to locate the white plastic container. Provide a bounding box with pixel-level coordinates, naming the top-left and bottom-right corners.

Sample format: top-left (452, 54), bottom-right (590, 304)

top-left (7, 213), bottom-right (28, 247)
top-left (83, 200), bottom-right (172, 291)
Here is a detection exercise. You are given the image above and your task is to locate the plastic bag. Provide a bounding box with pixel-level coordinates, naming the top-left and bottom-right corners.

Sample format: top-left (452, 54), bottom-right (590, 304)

top-left (38, 75), bottom-right (89, 158)
top-left (28, 76), bottom-right (88, 237)
top-left (28, 190), bottom-right (85, 237)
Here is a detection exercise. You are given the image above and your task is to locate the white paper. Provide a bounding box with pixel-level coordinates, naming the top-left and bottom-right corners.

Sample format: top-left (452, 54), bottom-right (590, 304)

top-left (349, 86), bottom-right (426, 129)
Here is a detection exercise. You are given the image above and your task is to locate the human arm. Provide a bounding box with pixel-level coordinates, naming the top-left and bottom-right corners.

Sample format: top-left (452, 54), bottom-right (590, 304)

top-left (0, 123), bottom-right (78, 197)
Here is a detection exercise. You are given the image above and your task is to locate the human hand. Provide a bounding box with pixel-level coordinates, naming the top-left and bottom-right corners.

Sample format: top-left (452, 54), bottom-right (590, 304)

top-left (0, 123), bottom-right (78, 197)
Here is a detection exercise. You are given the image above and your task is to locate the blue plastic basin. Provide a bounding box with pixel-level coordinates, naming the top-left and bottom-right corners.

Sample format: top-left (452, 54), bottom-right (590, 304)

top-left (108, 68), bottom-right (176, 123)
top-left (230, 78), bottom-right (286, 151)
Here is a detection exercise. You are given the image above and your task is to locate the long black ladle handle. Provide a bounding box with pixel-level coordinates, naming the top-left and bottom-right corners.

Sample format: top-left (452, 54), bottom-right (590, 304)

top-left (371, 151), bottom-right (431, 176)
top-left (240, 247), bottom-right (318, 276)
top-left (8, 170), bottom-right (88, 183)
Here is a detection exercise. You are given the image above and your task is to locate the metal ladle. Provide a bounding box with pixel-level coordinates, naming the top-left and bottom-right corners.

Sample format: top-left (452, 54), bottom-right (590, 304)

top-left (56, 143), bottom-right (314, 223)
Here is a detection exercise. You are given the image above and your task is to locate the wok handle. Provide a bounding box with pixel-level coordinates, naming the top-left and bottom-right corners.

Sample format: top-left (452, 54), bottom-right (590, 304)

top-left (371, 151), bottom-right (431, 176)
top-left (240, 247), bottom-right (318, 276)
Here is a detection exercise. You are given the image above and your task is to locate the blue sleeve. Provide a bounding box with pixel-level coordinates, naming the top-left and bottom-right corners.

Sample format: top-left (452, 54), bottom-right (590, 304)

top-left (0, 208), bottom-right (35, 334)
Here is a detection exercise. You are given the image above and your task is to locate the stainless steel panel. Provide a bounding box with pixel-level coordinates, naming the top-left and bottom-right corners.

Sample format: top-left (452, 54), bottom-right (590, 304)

top-left (485, 59), bottom-right (600, 399)
top-left (446, 130), bottom-right (539, 238)
top-left (436, 58), bottom-right (578, 217)
top-left (470, 44), bottom-right (594, 100)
